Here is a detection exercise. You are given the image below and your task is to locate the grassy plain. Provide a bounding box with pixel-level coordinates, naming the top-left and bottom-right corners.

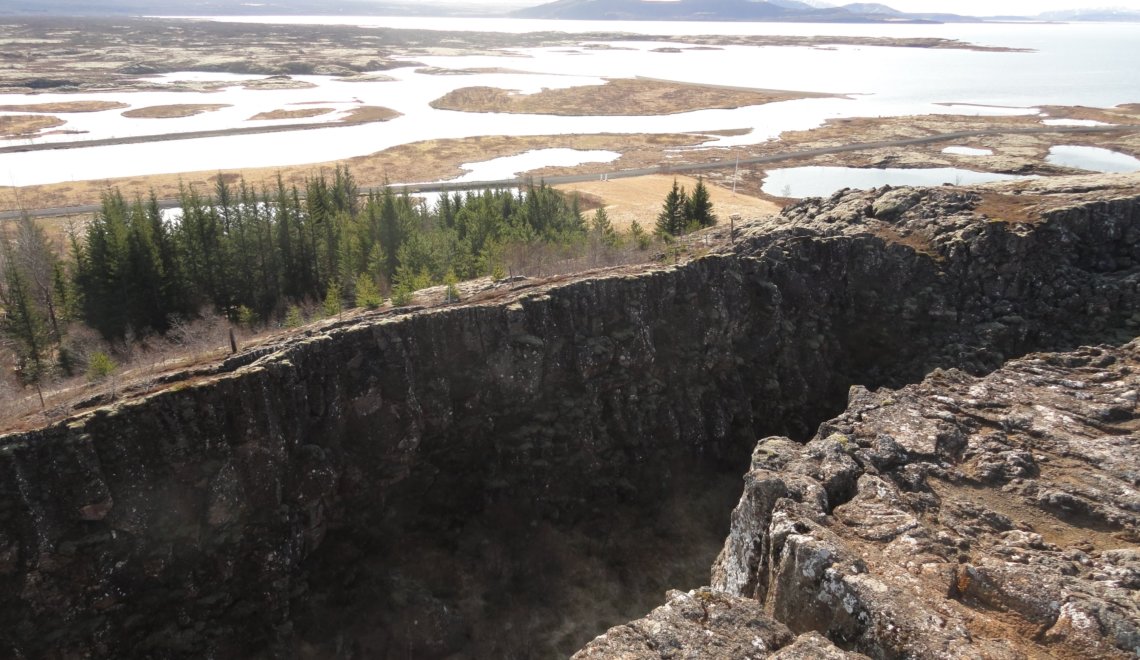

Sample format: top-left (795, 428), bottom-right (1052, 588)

top-left (122, 104), bottom-right (232, 118)
top-left (556, 174), bottom-right (780, 231)
top-left (0, 114), bottom-right (65, 138)
top-left (248, 107), bottom-right (334, 121)
top-left (0, 101), bottom-right (128, 113)
top-left (431, 78), bottom-right (835, 116)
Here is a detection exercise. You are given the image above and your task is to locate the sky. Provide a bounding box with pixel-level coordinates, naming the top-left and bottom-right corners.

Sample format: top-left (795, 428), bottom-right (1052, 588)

top-left (440, 0), bottom-right (1140, 15)
top-left (874, 0), bottom-right (1140, 13)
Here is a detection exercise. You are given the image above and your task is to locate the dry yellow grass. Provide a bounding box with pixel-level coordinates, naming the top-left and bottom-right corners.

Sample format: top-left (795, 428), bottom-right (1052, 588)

top-left (431, 78), bottom-right (833, 117)
top-left (975, 192), bottom-right (1040, 224)
top-left (0, 101), bottom-right (128, 113)
top-left (342, 106), bottom-right (402, 123)
top-left (248, 107), bottom-right (335, 121)
top-left (122, 104), bottom-right (232, 119)
top-left (245, 105), bottom-right (402, 123)
top-left (556, 174), bottom-right (781, 231)
top-left (0, 114), bottom-right (66, 138)
top-left (1037, 103), bottom-right (1140, 124)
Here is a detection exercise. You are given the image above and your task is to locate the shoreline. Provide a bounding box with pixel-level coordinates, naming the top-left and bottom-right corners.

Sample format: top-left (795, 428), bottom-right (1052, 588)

top-left (5, 122), bottom-right (1138, 221)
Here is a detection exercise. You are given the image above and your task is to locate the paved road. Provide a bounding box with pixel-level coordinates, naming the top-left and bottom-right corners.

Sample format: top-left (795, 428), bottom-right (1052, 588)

top-left (4, 124), bottom-right (1136, 221)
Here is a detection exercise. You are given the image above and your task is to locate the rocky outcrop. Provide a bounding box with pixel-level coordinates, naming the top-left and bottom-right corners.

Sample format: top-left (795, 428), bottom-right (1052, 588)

top-left (1, 174), bottom-right (1139, 657)
top-left (701, 339), bottom-right (1140, 658)
top-left (580, 340), bottom-right (1140, 659)
top-left (572, 587), bottom-right (869, 659)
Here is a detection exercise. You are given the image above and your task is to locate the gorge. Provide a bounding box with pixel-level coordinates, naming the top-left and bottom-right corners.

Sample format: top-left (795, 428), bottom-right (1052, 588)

top-left (2, 173), bottom-right (1139, 658)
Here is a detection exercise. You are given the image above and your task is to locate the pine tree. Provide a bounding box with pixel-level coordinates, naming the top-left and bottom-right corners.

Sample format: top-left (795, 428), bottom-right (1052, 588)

top-left (378, 187), bottom-right (403, 283)
top-left (11, 215), bottom-right (65, 341)
top-left (655, 179), bottom-right (688, 237)
top-left (86, 350), bottom-right (116, 381)
top-left (146, 192), bottom-right (189, 320)
top-left (354, 272), bottom-right (382, 309)
top-left (124, 196), bottom-right (167, 332)
top-left (687, 177), bottom-right (717, 228)
top-left (591, 207), bottom-right (619, 247)
top-left (178, 184), bottom-right (227, 308)
top-left (444, 270), bottom-right (460, 303)
top-left (78, 191), bottom-right (131, 339)
top-left (332, 164), bottom-right (359, 217)
top-left (322, 283), bottom-right (342, 318)
top-left (222, 179), bottom-right (259, 314)
top-left (284, 305), bottom-right (303, 328)
top-left (0, 235), bottom-right (51, 391)
top-left (249, 183), bottom-right (280, 315)
top-left (274, 178), bottom-right (299, 300)
top-left (629, 221), bottom-right (651, 250)
top-left (436, 190), bottom-right (455, 230)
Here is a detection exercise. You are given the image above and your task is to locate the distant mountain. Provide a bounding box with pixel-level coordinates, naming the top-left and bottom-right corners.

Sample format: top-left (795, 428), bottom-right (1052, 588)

top-left (513, 0), bottom-right (978, 23)
top-left (765, 0), bottom-right (819, 11)
top-left (1038, 7), bottom-right (1140, 21)
top-left (9, 0), bottom-right (1065, 23)
top-left (841, 3), bottom-right (902, 15)
top-left (0, 0), bottom-right (525, 17)
top-left (514, 0), bottom-right (792, 21)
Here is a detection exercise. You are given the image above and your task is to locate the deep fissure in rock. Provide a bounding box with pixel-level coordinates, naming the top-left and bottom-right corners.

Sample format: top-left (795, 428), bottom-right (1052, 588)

top-left (2, 186), bottom-right (1138, 658)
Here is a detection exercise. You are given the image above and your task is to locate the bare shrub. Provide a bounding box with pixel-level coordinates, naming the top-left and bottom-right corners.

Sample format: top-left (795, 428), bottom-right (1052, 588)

top-left (503, 239), bottom-right (657, 280)
top-left (0, 373), bottom-right (36, 426)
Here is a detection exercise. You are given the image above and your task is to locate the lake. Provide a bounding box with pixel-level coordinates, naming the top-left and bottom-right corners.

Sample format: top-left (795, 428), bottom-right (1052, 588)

top-left (1046, 145), bottom-right (1140, 173)
top-left (0, 18), bottom-right (1137, 188)
top-left (761, 166), bottom-right (1028, 197)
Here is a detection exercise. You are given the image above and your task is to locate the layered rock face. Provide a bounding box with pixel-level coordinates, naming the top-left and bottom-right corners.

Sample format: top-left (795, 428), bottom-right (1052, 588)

top-left (1, 174), bottom-right (1138, 657)
top-left (584, 340), bottom-right (1140, 658)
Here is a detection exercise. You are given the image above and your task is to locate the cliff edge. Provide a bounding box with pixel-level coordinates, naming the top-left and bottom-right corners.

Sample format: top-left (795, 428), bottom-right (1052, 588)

top-left (580, 339), bottom-right (1139, 658)
top-left (2, 173), bottom-right (1139, 657)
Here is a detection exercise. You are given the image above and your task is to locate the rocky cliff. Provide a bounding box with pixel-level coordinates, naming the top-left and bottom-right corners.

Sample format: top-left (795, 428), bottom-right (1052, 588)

top-left (581, 338), bottom-right (1140, 658)
top-left (2, 174), bottom-right (1138, 658)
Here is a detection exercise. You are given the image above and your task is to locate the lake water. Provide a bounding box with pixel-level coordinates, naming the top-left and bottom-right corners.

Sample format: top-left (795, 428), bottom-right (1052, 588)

top-left (1, 18), bottom-right (1137, 188)
top-left (1041, 118), bottom-right (1110, 127)
top-left (761, 166), bottom-right (1028, 198)
top-left (451, 148), bottom-right (620, 182)
top-left (1046, 145), bottom-right (1140, 173)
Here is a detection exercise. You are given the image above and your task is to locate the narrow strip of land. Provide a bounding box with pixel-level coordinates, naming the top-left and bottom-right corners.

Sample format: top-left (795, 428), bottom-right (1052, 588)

top-left (3, 124), bottom-right (1136, 221)
top-left (0, 111), bottom-right (398, 155)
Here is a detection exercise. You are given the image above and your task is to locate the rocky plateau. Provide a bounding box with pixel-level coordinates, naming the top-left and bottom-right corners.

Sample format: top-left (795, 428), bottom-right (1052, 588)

top-left (2, 173), bottom-right (1139, 658)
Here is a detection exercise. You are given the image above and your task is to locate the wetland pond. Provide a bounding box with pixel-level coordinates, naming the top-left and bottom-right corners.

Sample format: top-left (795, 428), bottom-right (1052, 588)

top-left (761, 166), bottom-right (1028, 198)
top-left (1046, 145), bottom-right (1140, 173)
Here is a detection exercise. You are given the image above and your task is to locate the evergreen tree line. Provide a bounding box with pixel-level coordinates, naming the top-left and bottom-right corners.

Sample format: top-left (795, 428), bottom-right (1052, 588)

top-left (655, 177), bottom-right (717, 237)
top-left (72, 166), bottom-right (600, 340)
top-left (2, 167), bottom-right (715, 396)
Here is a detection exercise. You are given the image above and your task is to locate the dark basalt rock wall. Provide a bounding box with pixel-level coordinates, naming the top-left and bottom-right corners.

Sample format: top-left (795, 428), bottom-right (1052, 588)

top-left (1, 180), bottom-right (1138, 657)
